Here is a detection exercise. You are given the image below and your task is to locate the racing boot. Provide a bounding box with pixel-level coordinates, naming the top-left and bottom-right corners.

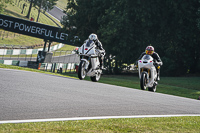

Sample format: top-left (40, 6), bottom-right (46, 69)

top-left (157, 76), bottom-right (160, 81)
top-left (100, 62), bottom-right (104, 70)
top-left (156, 69), bottom-right (160, 81)
top-left (154, 81), bottom-right (158, 86)
top-left (99, 58), bottom-right (104, 70)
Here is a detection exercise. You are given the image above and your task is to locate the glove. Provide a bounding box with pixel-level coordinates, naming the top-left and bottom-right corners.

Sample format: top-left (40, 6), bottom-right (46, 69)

top-left (101, 52), bottom-right (105, 56)
top-left (153, 62), bottom-right (159, 67)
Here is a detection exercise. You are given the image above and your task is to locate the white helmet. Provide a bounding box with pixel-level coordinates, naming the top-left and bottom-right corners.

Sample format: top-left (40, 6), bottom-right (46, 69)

top-left (89, 33), bottom-right (98, 41)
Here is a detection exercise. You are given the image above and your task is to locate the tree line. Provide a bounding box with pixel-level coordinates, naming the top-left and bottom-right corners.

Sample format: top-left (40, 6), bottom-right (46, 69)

top-left (26, 0), bottom-right (58, 22)
top-left (0, 0), bottom-right (12, 13)
top-left (0, 0), bottom-right (58, 22)
top-left (61, 0), bottom-right (200, 76)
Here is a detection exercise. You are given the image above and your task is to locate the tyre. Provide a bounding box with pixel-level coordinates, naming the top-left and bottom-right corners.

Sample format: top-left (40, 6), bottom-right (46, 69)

top-left (148, 86), bottom-right (156, 92)
top-left (90, 71), bottom-right (101, 82)
top-left (140, 72), bottom-right (147, 90)
top-left (78, 60), bottom-right (86, 80)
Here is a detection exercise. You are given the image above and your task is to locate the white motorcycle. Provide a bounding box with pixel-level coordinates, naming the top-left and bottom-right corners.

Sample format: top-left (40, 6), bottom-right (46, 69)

top-left (137, 55), bottom-right (159, 92)
top-left (78, 40), bottom-right (104, 82)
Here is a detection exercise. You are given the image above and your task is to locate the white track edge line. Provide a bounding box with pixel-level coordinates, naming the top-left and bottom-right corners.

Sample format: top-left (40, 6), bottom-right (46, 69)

top-left (1, 114), bottom-right (200, 124)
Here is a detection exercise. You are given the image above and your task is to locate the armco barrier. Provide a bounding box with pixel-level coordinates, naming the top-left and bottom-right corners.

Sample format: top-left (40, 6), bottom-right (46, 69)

top-left (0, 43), bottom-right (64, 55)
top-left (0, 60), bottom-right (28, 66)
top-left (0, 59), bottom-right (79, 72)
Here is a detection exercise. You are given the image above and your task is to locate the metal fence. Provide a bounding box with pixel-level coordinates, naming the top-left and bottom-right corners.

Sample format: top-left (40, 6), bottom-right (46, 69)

top-left (0, 42), bottom-right (79, 73)
top-left (0, 49), bottom-right (78, 61)
top-left (0, 49), bottom-right (80, 72)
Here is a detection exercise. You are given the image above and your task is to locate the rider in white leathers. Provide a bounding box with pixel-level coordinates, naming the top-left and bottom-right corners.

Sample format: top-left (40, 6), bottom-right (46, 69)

top-left (84, 33), bottom-right (105, 69)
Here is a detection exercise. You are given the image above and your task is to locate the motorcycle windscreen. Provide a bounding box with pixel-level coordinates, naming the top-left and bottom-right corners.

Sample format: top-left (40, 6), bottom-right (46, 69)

top-left (86, 40), bottom-right (94, 47)
top-left (142, 55), bottom-right (152, 60)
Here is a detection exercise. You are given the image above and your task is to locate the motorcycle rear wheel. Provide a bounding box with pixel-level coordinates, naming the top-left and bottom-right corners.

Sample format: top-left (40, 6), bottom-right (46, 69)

top-left (140, 72), bottom-right (147, 90)
top-left (78, 60), bottom-right (86, 80)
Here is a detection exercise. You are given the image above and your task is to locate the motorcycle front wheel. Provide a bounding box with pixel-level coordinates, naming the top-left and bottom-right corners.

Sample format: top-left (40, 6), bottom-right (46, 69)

top-left (90, 71), bottom-right (101, 82)
top-left (148, 86), bottom-right (156, 92)
top-left (140, 72), bottom-right (147, 90)
top-left (78, 60), bottom-right (86, 80)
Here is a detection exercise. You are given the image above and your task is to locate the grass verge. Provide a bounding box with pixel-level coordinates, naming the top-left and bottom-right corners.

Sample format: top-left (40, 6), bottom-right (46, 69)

top-left (1, 116), bottom-right (200, 132)
top-left (62, 73), bottom-right (200, 100)
top-left (56, 0), bottom-right (68, 11)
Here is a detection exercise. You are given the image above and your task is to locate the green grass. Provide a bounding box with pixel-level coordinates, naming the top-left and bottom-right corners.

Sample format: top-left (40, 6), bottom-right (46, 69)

top-left (0, 30), bottom-right (45, 46)
top-left (1, 116), bottom-right (200, 132)
top-left (63, 73), bottom-right (200, 100)
top-left (5, 1), bottom-right (61, 27)
top-left (0, 1), bottom-right (61, 46)
top-left (56, 0), bottom-right (68, 10)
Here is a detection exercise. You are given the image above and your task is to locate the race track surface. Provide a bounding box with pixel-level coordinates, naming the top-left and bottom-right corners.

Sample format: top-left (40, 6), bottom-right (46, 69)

top-left (47, 6), bottom-right (66, 21)
top-left (0, 68), bottom-right (200, 121)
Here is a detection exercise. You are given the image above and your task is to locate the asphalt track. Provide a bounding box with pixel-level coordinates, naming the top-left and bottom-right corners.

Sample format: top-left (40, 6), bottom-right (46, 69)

top-left (0, 68), bottom-right (200, 123)
top-left (46, 6), bottom-right (66, 21)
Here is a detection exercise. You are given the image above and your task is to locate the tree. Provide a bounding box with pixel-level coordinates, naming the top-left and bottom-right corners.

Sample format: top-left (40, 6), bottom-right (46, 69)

top-left (61, 0), bottom-right (111, 44)
top-left (62, 0), bottom-right (200, 76)
top-left (99, 0), bottom-right (200, 75)
top-left (26, 0), bottom-right (34, 19)
top-left (0, 0), bottom-right (12, 13)
top-left (34, 0), bottom-right (58, 22)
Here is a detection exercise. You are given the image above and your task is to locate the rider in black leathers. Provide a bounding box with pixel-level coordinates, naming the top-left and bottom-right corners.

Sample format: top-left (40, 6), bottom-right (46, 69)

top-left (136, 46), bottom-right (163, 81)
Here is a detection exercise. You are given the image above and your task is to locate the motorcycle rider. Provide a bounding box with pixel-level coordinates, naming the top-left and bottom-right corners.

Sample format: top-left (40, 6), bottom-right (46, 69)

top-left (136, 46), bottom-right (163, 81)
top-left (85, 33), bottom-right (105, 69)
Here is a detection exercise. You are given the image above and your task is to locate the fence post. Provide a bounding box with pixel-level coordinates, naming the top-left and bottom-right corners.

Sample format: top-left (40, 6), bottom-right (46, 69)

top-left (30, 54), bottom-right (32, 61)
top-left (53, 63), bottom-right (56, 73)
top-left (2, 45), bottom-right (6, 60)
top-left (45, 63), bottom-right (48, 71)
top-left (25, 51), bottom-right (27, 61)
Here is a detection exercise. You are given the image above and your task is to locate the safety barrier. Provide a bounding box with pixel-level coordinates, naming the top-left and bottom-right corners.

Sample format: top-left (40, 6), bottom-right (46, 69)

top-left (0, 43), bottom-right (64, 55)
top-left (0, 59), bottom-right (78, 72)
top-left (0, 60), bottom-right (28, 66)
top-left (38, 62), bottom-right (78, 72)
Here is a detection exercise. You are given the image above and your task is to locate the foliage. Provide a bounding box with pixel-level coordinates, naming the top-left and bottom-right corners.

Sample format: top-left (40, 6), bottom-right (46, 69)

top-left (26, 0), bottom-right (58, 21)
top-left (61, 0), bottom-right (200, 76)
top-left (56, 0), bottom-right (68, 10)
top-left (0, 0), bottom-right (12, 13)
top-left (0, 1), bottom-right (62, 46)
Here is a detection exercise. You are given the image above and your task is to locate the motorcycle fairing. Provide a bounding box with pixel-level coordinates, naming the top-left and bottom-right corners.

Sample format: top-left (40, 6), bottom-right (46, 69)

top-left (78, 39), bottom-right (102, 80)
top-left (79, 40), bottom-right (96, 55)
top-left (138, 54), bottom-right (157, 87)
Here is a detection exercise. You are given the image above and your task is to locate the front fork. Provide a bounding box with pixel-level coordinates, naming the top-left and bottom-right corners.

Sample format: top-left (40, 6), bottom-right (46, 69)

top-left (81, 58), bottom-right (90, 70)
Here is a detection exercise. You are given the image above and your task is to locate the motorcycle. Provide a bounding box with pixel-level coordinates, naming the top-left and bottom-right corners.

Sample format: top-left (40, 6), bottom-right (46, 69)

top-left (78, 40), bottom-right (104, 82)
top-left (137, 55), bottom-right (159, 92)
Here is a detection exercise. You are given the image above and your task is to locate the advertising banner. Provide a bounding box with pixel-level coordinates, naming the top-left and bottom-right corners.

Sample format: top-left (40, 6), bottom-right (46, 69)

top-left (0, 14), bottom-right (69, 44)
